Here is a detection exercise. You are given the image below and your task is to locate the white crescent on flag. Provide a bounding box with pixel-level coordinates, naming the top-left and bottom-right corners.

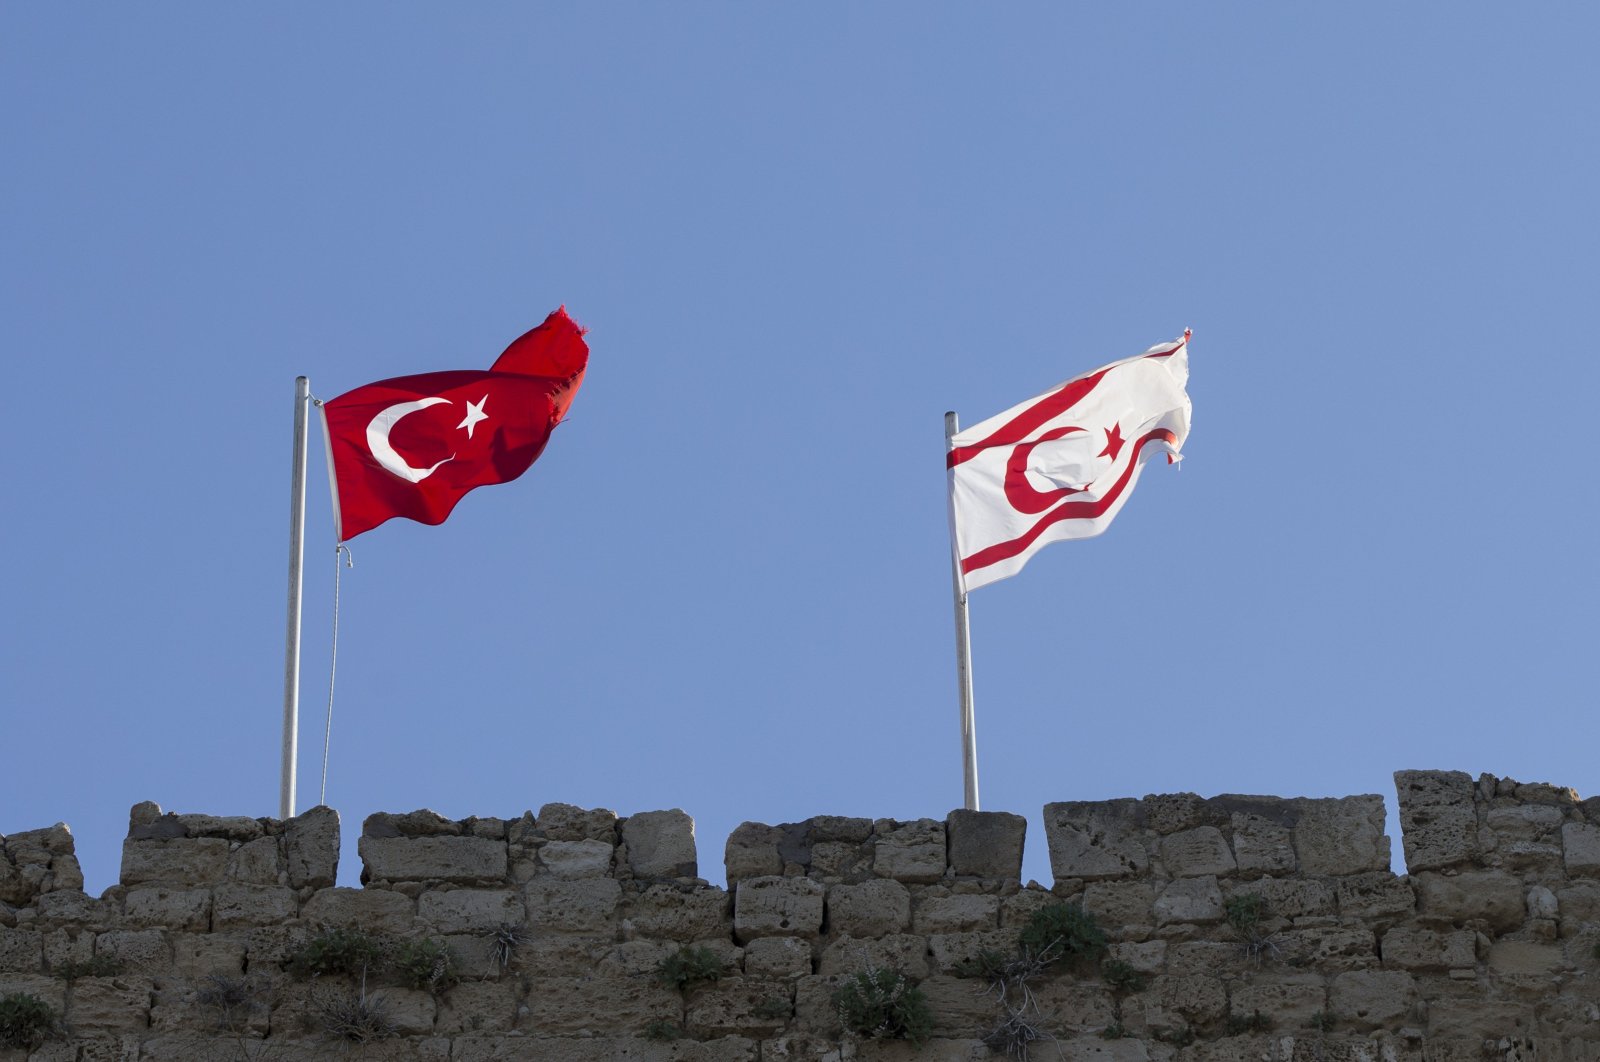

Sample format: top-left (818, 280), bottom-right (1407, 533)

top-left (947, 332), bottom-right (1192, 592)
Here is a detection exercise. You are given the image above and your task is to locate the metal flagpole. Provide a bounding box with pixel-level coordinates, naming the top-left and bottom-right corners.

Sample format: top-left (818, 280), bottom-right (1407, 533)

top-left (944, 412), bottom-right (980, 811)
top-left (281, 376), bottom-right (310, 820)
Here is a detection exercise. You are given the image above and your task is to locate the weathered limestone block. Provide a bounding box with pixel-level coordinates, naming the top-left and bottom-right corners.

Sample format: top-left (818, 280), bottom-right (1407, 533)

top-left (418, 888), bottom-right (525, 933)
top-left (301, 886), bottom-right (416, 934)
top-left (1044, 799), bottom-right (1150, 882)
top-left (623, 809), bottom-right (698, 879)
top-left (1229, 877), bottom-right (1333, 919)
top-left (818, 933), bottom-right (929, 979)
top-left (0, 824), bottom-right (82, 900)
top-left (1229, 813), bottom-right (1297, 878)
top-left (1106, 939), bottom-right (1166, 974)
top-left (1380, 925), bottom-right (1474, 971)
top-left (524, 877), bottom-right (623, 935)
top-left (825, 880), bottom-right (911, 938)
top-left (517, 934), bottom-right (611, 978)
top-left (170, 934), bottom-right (244, 978)
top-left (64, 975), bottom-right (155, 1034)
top-left (120, 838), bottom-right (231, 886)
top-left (1141, 973), bottom-right (1227, 1027)
top-left (926, 928), bottom-right (1017, 974)
top-left (1160, 827), bottom-right (1237, 878)
top-left (359, 835), bottom-right (507, 883)
top-left (149, 978), bottom-right (267, 1036)
top-left (1229, 975), bottom-right (1326, 1027)
top-left (93, 928), bottom-right (171, 971)
top-left (685, 976), bottom-right (791, 1037)
top-left (121, 887), bottom-right (211, 932)
top-left (283, 805), bottom-right (339, 888)
top-left (999, 888), bottom-right (1060, 928)
top-left (1488, 940), bottom-right (1566, 977)
top-left (1164, 941), bottom-right (1240, 976)
top-left (792, 975), bottom-right (843, 1038)
top-left (1292, 796), bottom-right (1389, 876)
top-left (41, 928), bottom-right (89, 972)
top-left (945, 810), bottom-right (1026, 880)
top-left (1332, 872), bottom-right (1414, 921)
top-left (435, 979), bottom-right (519, 1034)
top-left (1561, 821), bottom-right (1600, 878)
top-left (225, 836), bottom-right (282, 885)
top-left (0, 974), bottom-right (65, 1018)
top-left (210, 884), bottom-right (296, 929)
top-left (1273, 926), bottom-right (1377, 970)
top-left (743, 936), bottom-right (812, 978)
top-left (172, 814), bottom-right (262, 842)
top-left (622, 884), bottom-right (730, 941)
top-left (1425, 999), bottom-right (1537, 1042)
top-left (734, 876), bottom-right (825, 943)
top-left (535, 802), bottom-right (619, 843)
top-left (919, 975), bottom-right (1009, 1037)
top-left (0, 927), bottom-right (42, 972)
top-left (1556, 880), bottom-right (1600, 937)
top-left (725, 823), bottom-right (784, 883)
top-left (1143, 793), bottom-right (1210, 835)
top-left (362, 809), bottom-right (460, 837)
top-left (872, 819), bottom-right (945, 884)
top-left (1328, 969), bottom-right (1416, 1029)
top-left (1412, 870), bottom-right (1524, 932)
top-left (1526, 885), bottom-right (1558, 919)
top-left (1394, 770), bottom-right (1478, 872)
top-left (600, 938), bottom-right (676, 976)
top-left (522, 974), bottom-right (680, 1034)
top-left (810, 839), bottom-right (873, 882)
top-left (1082, 881), bottom-right (1156, 929)
top-left (912, 893), bottom-right (998, 934)
top-left (1153, 876), bottom-right (1223, 925)
top-left (539, 839), bottom-right (614, 879)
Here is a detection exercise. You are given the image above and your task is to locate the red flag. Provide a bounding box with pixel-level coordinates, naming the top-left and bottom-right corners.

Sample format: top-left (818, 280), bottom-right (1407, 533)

top-left (320, 308), bottom-right (588, 541)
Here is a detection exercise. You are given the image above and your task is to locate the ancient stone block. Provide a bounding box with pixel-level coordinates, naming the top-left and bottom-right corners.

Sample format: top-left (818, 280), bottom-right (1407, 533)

top-left (725, 822), bottom-right (784, 883)
top-left (522, 974), bottom-right (680, 1034)
top-left (524, 877), bottom-right (622, 935)
top-left (1292, 796), bottom-right (1389, 875)
top-left (120, 838), bottom-right (231, 886)
top-left (94, 929), bottom-right (171, 970)
top-left (823, 879), bottom-right (909, 939)
top-left (301, 886), bottom-right (416, 934)
top-left (417, 888), bottom-right (525, 934)
top-left (623, 809), bottom-right (698, 879)
top-left (1273, 926), bottom-right (1378, 970)
top-left (945, 810), bottom-right (1025, 880)
top-left (1143, 792), bottom-right (1210, 835)
top-left (817, 933), bottom-right (929, 980)
top-left (1164, 941), bottom-right (1240, 976)
top-left (1159, 827), bottom-right (1236, 878)
top-left (224, 836), bottom-right (282, 886)
top-left (685, 976), bottom-right (790, 1037)
top-left (0, 928), bottom-right (42, 973)
top-left (1380, 926), bottom-right (1449, 971)
top-left (435, 979), bottom-right (519, 1034)
top-left (210, 884), bottom-right (296, 929)
top-left (1153, 876), bottom-right (1223, 925)
top-left (173, 815), bottom-right (262, 842)
top-left (1231, 877), bottom-right (1333, 919)
top-left (1229, 975), bottom-right (1326, 1027)
top-left (539, 839), bottom-right (614, 879)
top-left (1488, 940), bottom-right (1565, 977)
top-left (743, 936), bottom-right (812, 979)
top-left (66, 975), bottom-right (154, 1034)
top-left (1412, 870), bottom-right (1524, 932)
top-left (1230, 813), bottom-right (1296, 877)
top-left (283, 806), bottom-right (339, 888)
top-left (872, 819), bottom-right (945, 884)
top-left (169, 934), bottom-right (244, 978)
top-left (1332, 872), bottom-right (1414, 921)
top-left (1426, 999), bottom-right (1536, 1041)
top-left (362, 809), bottom-right (459, 838)
top-left (925, 928), bottom-right (1016, 974)
top-left (1561, 821), bottom-right (1600, 877)
top-left (810, 841), bottom-right (872, 882)
top-left (1393, 770), bottom-right (1478, 872)
top-left (358, 835), bottom-right (507, 883)
top-left (622, 884), bottom-right (729, 941)
top-left (1328, 969), bottom-right (1416, 1029)
top-left (535, 802), bottom-right (619, 843)
top-left (121, 887), bottom-right (211, 932)
top-left (919, 974), bottom-right (1009, 1037)
top-left (1082, 881), bottom-right (1156, 928)
top-left (912, 893), bottom-right (998, 934)
top-left (734, 876), bottom-right (825, 943)
top-left (1141, 973), bottom-right (1227, 1027)
top-left (1043, 800), bottom-right (1150, 883)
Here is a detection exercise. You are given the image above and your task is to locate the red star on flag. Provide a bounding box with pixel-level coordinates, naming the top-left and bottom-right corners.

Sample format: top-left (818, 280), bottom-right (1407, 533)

top-left (1099, 422), bottom-right (1126, 462)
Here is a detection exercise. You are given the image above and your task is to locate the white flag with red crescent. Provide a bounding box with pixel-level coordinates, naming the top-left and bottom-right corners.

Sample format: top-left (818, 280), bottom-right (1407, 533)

top-left (947, 332), bottom-right (1192, 592)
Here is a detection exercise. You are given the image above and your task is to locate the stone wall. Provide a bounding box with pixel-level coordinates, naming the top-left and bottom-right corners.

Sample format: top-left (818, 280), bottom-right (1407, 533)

top-left (1, 771), bottom-right (1598, 1060)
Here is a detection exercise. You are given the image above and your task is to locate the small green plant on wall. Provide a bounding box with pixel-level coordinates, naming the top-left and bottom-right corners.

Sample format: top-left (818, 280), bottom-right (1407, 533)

top-left (1018, 903), bottom-right (1107, 967)
top-left (0, 993), bottom-right (58, 1051)
top-left (656, 945), bottom-right (724, 991)
top-left (833, 966), bottom-right (932, 1044)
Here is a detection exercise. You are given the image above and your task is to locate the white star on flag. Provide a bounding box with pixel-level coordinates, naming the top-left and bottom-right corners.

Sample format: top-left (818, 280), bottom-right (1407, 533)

top-left (456, 395), bottom-right (490, 439)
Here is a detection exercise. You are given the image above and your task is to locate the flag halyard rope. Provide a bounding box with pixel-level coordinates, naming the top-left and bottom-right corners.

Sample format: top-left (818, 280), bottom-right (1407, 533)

top-left (319, 542), bottom-right (352, 807)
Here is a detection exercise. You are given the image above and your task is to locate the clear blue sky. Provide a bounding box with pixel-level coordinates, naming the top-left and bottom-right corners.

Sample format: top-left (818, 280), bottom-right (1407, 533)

top-left (4, 6), bottom-right (1596, 894)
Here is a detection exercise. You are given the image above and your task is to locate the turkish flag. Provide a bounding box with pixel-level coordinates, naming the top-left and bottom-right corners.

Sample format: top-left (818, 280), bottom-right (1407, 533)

top-left (320, 308), bottom-right (588, 541)
top-left (948, 332), bottom-right (1191, 591)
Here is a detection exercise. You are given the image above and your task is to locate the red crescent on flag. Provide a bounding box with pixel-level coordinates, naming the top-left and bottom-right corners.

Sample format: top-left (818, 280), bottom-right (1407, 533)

top-left (1002, 426), bottom-right (1090, 515)
top-left (962, 427), bottom-right (1178, 576)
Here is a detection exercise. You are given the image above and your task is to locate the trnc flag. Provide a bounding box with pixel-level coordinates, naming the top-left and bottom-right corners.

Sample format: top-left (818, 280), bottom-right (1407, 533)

top-left (320, 307), bottom-right (588, 541)
top-left (947, 331), bottom-right (1191, 592)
